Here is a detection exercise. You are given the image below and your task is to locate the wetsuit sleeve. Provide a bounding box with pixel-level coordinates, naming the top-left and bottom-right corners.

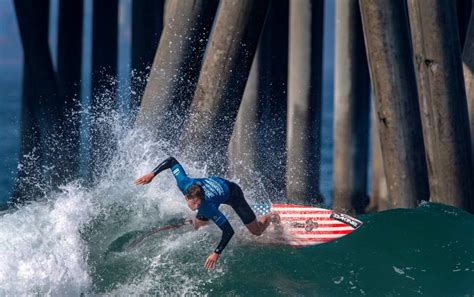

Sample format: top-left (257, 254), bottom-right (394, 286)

top-left (214, 221), bottom-right (234, 254)
top-left (151, 157), bottom-right (179, 176)
top-left (151, 157), bottom-right (189, 193)
top-left (198, 204), bottom-right (234, 254)
top-left (208, 207), bottom-right (234, 254)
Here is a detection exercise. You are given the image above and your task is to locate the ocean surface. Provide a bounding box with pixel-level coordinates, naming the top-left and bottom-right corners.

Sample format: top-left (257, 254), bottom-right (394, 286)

top-left (0, 70), bottom-right (21, 205)
top-left (0, 137), bottom-right (472, 296)
top-left (0, 108), bottom-right (473, 295)
top-left (2, 1), bottom-right (474, 295)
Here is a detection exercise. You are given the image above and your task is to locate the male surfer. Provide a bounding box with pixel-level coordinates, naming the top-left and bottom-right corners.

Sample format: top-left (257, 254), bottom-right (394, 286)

top-left (134, 157), bottom-right (277, 270)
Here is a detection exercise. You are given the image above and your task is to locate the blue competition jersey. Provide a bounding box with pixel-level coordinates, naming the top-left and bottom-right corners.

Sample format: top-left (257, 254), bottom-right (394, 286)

top-left (171, 163), bottom-right (230, 227)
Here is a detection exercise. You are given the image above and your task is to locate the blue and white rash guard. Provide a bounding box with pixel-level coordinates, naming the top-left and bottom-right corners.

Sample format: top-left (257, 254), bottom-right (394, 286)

top-left (152, 157), bottom-right (234, 254)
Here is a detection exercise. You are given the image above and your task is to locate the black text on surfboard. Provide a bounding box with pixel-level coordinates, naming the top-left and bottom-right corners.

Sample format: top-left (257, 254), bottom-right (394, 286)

top-left (330, 212), bottom-right (363, 229)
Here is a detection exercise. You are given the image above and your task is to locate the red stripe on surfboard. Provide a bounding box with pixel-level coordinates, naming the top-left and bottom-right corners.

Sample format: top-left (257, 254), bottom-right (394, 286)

top-left (315, 223), bottom-right (349, 227)
top-left (261, 239), bottom-right (340, 247)
top-left (287, 230), bottom-right (352, 235)
top-left (266, 242), bottom-right (329, 247)
top-left (272, 204), bottom-right (327, 209)
top-left (286, 234), bottom-right (344, 242)
top-left (282, 223), bottom-right (349, 227)
top-left (284, 240), bottom-right (339, 245)
top-left (274, 210), bottom-right (332, 215)
top-left (275, 240), bottom-right (330, 244)
top-left (275, 237), bottom-right (339, 242)
top-left (255, 242), bottom-right (323, 248)
top-left (287, 228), bottom-right (354, 233)
top-left (279, 217), bottom-right (337, 221)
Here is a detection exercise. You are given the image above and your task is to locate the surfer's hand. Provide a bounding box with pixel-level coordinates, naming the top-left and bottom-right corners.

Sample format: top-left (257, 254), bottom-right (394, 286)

top-left (204, 252), bottom-right (219, 270)
top-left (134, 173), bottom-right (155, 185)
top-left (184, 218), bottom-right (192, 224)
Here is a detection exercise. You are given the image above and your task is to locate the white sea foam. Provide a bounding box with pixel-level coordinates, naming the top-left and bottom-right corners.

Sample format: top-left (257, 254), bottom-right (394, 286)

top-left (0, 116), bottom-right (245, 295)
top-left (0, 184), bottom-right (94, 295)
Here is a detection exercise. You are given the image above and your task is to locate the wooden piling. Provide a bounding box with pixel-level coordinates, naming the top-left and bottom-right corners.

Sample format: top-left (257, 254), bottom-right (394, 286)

top-left (366, 101), bottom-right (389, 212)
top-left (407, 0), bottom-right (473, 212)
top-left (457, 0), bottom-right (472, 48)
top-left (12, 0), bottom-right (59, 202)
top-left (259, 0), bottom-right (289, 198)
top-left (130, 0), bottom-right (164, 118)
top-left (463, 1), bottom-right (474, 177)
top-left (228, 49), bottom-right (262, 190)
top-left (56, 0), bottom-right (83, 182)
top-left (359, 0), bottom-right (429, 208)
top-left (135, 0), bottom-right (218, 143)
top-left (90, 0), bottom-right (119, 179)
top-left (181, 0), bottom-right (270, 174)
top-left (332, 0), bottom-right (370, 214)
top-left (11, 67), bottom-right (44, 204)
top-left (287, 0), bottom-right (324, 203)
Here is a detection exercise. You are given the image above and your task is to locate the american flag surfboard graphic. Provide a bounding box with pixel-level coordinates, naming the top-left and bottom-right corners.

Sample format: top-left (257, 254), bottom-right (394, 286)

top-left (252, 203), bottom-right (363, 247)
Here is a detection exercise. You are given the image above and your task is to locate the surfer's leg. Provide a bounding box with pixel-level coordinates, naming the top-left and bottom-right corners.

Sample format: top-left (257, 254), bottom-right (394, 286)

top-left (225, 181), bottom-right (274, 236)
top-left (245, 215), bottom-right (271, 236)
top-left (246, 212), bottom-right (281, 236)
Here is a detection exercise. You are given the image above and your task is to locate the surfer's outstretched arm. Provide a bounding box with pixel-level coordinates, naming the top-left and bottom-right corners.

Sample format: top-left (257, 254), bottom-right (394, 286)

top-left (205, 221), bottom-right (234, 270)
top-left (150, 156), bottom-right (179, 176)
top-left (134, 156), bottom-right (188, 186)
top-left (215, 221), bottom-right (234, 254)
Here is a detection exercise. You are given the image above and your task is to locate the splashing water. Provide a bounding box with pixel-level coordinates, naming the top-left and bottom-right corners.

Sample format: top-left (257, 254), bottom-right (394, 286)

top-left (0, 108), bottom-right (263, 295)
top-left (0, 183), bottom-right (95, 295)
top-left (1, 110), bottom-right (474, 296)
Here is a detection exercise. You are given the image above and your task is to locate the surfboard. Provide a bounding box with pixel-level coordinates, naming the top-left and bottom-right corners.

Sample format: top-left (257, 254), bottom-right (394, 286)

top-left (106, 220), bottom-right (190, 253)
top-left (252, 203), bottom-right (363, 247)
top-left (107, 203), bottom-right (363, 253)
top-left (126, 222), bottom-right (188, 250)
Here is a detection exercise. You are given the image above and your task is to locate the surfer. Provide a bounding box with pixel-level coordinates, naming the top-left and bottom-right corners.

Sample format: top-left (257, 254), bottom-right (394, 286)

top-left (134, 157), bottom-right (277, 270)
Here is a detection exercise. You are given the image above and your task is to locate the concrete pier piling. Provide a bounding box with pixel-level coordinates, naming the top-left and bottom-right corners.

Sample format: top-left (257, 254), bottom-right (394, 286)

top-left (228, 49), bottom-right (263, 190)
top-left (12, 0), bottom-right (60, 202)
top-left (457, 0), bottom-right (472, 48)
top-left (56, 0), bottom-right (83, 182)
top-left (9, 0), bottom-right (474, 213)
top-left (287, 0), bottom-right (324, 204)
top-left (360, 0), bottom-right (429, 208)
top-left (367, 101), bottom-right (389, 212)
top-left (332, 0), bottom-right (370, 214)
top-left (130, 0), bottom-right (164, 119)
top-left (407, 0), bottom-right (473, 212)
top-left (228, 1), bottom-right (288, 197)
top-left (90, 0), bottom-right (119, 179)
top-left (463, 1), bottom-right (474, 173)
top-left (181, 0), bottom-right (270, 174)
top-left (135, 0), bottom-right (218, 144)
top-left (259, 1), bottom-right (289, 199)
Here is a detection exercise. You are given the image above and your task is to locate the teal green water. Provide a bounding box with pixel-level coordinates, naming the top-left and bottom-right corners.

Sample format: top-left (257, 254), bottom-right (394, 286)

top-left (0, 105), bottom-right (472, 295)
top-left (89, 202), bottom-right (474, 296)
top-left (0, 118), bottom-right (473, 295)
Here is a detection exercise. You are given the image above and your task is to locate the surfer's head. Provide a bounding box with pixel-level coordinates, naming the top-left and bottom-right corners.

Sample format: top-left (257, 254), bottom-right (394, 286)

top-left (185, 184), bottom-right (204, 210)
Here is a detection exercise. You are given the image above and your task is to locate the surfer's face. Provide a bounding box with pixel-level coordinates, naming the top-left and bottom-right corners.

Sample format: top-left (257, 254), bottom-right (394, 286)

top-left (186, 197), bottom-right (202, 211)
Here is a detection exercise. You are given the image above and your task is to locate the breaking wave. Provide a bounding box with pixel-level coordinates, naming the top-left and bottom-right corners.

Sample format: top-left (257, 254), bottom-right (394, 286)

top-left (1, 112), bottom-right (473, 296)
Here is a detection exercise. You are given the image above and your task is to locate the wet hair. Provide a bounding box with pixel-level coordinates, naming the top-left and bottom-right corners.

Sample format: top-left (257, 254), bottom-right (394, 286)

top-left (186, 184), bottom-right (204, 200)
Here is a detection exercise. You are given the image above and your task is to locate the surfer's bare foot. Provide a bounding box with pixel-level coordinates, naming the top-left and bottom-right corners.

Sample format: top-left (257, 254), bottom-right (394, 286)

top-left (270, 212), bottom-right (281, 224)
